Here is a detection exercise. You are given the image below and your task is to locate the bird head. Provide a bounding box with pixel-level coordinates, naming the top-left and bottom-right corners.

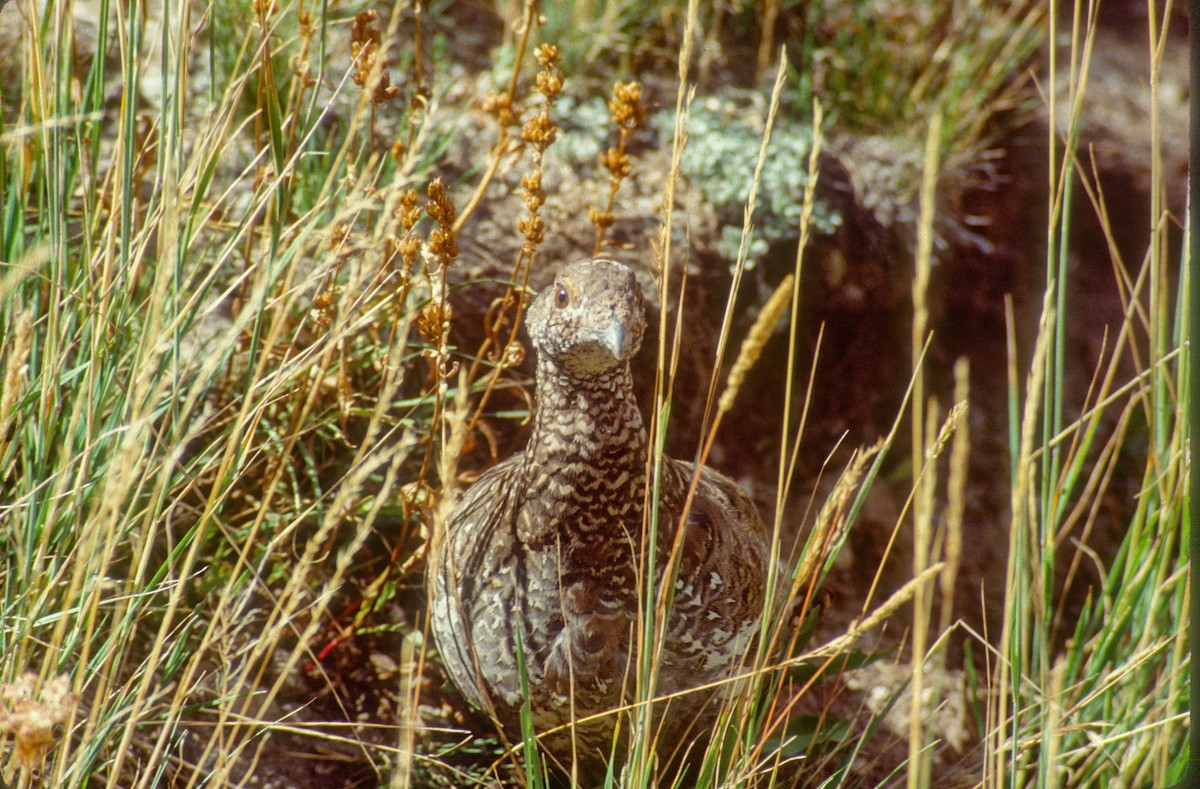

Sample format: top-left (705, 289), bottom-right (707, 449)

top-left (526, 258), bottom-right (647, 378)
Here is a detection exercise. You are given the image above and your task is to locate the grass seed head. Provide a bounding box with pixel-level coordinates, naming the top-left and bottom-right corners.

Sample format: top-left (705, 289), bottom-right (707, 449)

top-left (719, 274), bottom-right (794, 415)
top-left (1, 311), bottom-right (32, 417)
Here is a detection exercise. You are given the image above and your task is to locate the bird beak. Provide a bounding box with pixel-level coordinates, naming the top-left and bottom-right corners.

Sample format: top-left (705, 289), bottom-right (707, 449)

top-left (600, 318), bottom-right (629, 360)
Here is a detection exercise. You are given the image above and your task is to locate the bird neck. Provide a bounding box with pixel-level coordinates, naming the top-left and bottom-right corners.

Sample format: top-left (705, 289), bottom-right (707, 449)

top-left (522, 357), bottom-right (649, 517)
top-left (528, 357), bottom-right (647, 467)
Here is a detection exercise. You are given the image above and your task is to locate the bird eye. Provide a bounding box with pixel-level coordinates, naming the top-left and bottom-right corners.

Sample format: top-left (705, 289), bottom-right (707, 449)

top-left (554, 285), bottom-right (570, 308)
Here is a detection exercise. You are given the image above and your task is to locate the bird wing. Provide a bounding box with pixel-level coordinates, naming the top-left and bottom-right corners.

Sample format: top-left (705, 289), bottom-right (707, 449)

top-left (427, 453), bottom-right (526, 714)
top-left (657, 459), bottom-right (771, 683)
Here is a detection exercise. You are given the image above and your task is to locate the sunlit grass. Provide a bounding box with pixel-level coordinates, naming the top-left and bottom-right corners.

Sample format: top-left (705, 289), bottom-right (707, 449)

top-left (0, 0), bottom-right (1187, 786)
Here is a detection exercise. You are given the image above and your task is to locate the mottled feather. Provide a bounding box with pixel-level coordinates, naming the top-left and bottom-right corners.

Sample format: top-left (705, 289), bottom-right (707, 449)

top-left (428, 258), bottom-right (769, 773)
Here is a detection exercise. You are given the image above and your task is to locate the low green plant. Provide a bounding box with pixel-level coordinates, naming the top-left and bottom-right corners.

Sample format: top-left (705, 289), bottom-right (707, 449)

top-left (982, 3), bottom-right (1189, 786)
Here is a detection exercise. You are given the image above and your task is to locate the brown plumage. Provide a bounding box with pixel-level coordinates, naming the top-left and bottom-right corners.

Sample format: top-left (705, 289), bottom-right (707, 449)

top-left (428, 257), bottom-right (769, 776)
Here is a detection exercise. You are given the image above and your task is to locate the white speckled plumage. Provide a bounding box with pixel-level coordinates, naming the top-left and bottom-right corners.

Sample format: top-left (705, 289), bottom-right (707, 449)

top-left (428, 258), bottom-right (769, 774)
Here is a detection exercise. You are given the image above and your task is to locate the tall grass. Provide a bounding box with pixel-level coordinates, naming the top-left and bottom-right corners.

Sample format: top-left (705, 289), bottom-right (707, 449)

top-left (980, 2), bottom-right (1189, 786)
top-left (2, 0), bottom-right (441, 785)
top-left (0, 0), bottom-right (1188, 787)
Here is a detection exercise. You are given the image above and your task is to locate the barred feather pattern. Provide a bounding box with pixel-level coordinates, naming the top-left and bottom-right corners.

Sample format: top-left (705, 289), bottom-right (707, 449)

top-left (428, 258), bottom-right (769, 772)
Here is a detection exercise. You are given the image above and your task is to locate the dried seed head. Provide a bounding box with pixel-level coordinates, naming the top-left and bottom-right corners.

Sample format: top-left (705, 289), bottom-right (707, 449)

top-left (426, 179), bottom-right (456, 228)
top-left (599, 147), bottom-right (631, 179)
top-left (424, 179), bottom-right (459, 266)
top-left (534, 45), bottom-right (563, 103)
top-left (521, 169), bottom-right (546, 210)
top-left (350, 12), bottom-right (380, 87)
top-left (351, 42), bottom-right (372, 85)
top-left (397, 188), bottom-right (421, 230)
top-left (0, 673), bottom-right (77, 771)
top-left (536, 70), bottom-right (563, 101)
top-left (327, 222), bottom-right (353, 252)
top-left (588, 208), bottom-right (615, 230)
top-left (534, 44), bottom-right (559, 69)
top-left (399, 237), bottom-right (422, 269)
top-left (417, 302), bottom-right (452, 342)
top-left (719, 274), bottom-right (795, 414)
top-left (518, 214), bottom-right (545, 246)
top-left (0, 310), bottom-right (32, 439)
top-left (312, 290), bottom-right (335, 329)
top-left (351, 10), bottom-right (380, 48)
top-left (521, 112), bottom-right (558, 148)
top-left (349, 10), bottom-right (397, 105)
top-left (482, 92), bottom-right (516, 128)
top-left (608, 81), bottom-right (646, 130)
top-left (371, 73), bottom-right (400, 106)
top-left (428, 228), bottom-right (459, 262)
top-left (252, 0), bottom-right (277, 23)
top-left (928, 400), bottom-right (969, 461)
top-left (520, 169), bottom-right (543, 192)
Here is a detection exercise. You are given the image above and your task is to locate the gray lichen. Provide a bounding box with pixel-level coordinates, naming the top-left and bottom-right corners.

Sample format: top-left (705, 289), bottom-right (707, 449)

top-left (653, 94), bottom-right (842, 268)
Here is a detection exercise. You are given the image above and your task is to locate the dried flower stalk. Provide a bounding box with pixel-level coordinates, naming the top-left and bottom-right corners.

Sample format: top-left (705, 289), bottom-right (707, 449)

top-left (463, 43), bottom-right (563, 438)
top-left (591, 80), bottom-right (646, 254)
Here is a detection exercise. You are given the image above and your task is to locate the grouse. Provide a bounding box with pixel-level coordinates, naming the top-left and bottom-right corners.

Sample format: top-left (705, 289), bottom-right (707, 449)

top-left (428, 257), bottom-right (770, 775)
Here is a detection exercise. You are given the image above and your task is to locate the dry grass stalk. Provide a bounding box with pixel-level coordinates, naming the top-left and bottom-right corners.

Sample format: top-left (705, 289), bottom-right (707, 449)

top-left (696, 53), bottom-right (790, 442)
top-left (940, 360), bottom-right (970, 637)
top-left (784, 443), bottom-right (879, 629)
top-left (907, 105), bottom-right (945, 789)
top-left (804, 564), bottom-right (946, 663)
top-left (628, 0), bottom-right (700, 782)
top-left (988, 285), bottom-right (1057, 785)
top-left (590, 80), bottom-right (646, 254)
top-left (0, 310), bottom-right (32, 463)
